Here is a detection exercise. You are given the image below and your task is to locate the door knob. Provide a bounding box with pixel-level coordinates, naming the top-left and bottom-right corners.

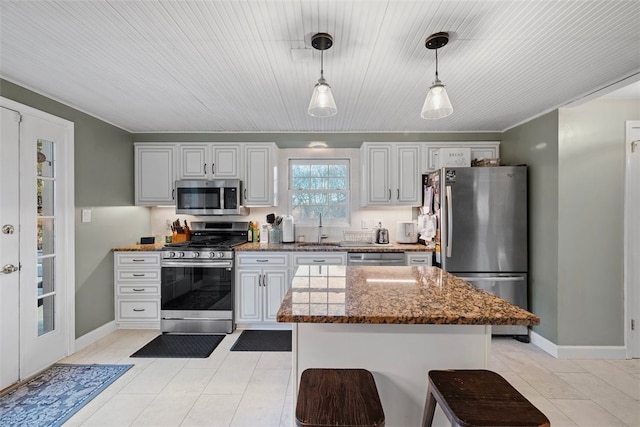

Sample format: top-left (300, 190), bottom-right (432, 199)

top-left (2, 224), bottom-right (14, 234)
top-left (2, 264), bottom-right (19, 274)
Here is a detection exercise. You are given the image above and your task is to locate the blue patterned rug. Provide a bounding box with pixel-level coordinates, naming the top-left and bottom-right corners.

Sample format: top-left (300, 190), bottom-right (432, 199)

top-left (0, 363), bottom-right (133, 427)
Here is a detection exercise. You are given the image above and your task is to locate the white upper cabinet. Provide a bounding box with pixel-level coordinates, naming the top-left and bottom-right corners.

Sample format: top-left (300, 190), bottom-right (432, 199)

top-left (243, 143), bottom-right (278, 207)
top-left (135, 143), bottom-right (176, 206)
top-left (423, 142), bottom-right (500, 172)
top-left (177, 143), bottom-right (241, 180)
top-left (361, 142), bottom-right (421, 206)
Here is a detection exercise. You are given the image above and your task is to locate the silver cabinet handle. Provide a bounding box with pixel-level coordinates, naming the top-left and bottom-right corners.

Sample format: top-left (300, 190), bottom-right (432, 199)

top-left (212, 163), bottom-right (215, 175)
top-left (397, 189), bottom-right (400, 200)
top-left (132, 274), bottom-right (145, 277)
top-left (204, 163), bottom-right (207, 174)
top-left (132, 259), bottom-right (145, 262)
top-left (256, 259), bottom-right (268, 263)
top-left (132, 288), bottom-right (145, 292)
top-left (388, 189), bottom-right (391, 200)
top-left (244, 188), bottom-right (247, 200)
top-left (411, 259), bottom-right (427, 264)
top-left (312, 260), bottom-right (326, 263)
top-left (133, 308), bottom-right (146, 312)
top-left (172, 189), bottom-right (175, 200)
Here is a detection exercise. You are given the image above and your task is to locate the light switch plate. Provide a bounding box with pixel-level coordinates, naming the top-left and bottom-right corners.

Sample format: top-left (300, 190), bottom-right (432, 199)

top-left (361, 219), bottom-right (369, 229)
top-left (81, 209), bottom-right (91, 223)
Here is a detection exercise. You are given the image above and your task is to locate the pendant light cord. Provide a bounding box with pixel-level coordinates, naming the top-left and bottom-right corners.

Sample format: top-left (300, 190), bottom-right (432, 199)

top-left (320, 50), bottom-right (325, 80)
top-left (435, 48), bottom-right (439, 80)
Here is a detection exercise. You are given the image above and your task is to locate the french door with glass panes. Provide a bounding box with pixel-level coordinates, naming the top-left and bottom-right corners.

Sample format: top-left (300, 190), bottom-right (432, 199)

top-left (0, 102), bottom-right (74, 389)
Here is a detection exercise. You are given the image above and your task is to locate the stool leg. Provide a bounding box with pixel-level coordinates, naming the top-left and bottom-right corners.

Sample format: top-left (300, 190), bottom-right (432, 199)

top-left (421, 385), bottom-right (437, 427)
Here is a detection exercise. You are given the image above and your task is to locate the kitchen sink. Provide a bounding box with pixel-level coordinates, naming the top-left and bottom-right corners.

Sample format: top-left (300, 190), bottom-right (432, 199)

top-left (296, 242), bottom-right (341, 247)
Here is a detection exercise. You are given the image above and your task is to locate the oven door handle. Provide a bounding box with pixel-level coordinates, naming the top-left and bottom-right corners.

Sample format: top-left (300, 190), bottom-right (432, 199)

top-left (161, 261), bottom-right (233, 268)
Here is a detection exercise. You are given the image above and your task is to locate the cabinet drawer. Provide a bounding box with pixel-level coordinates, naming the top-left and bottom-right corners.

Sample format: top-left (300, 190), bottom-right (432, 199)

top-left (237, 253), bottom-right (289, 267)
top-left (293, 252), bottom-right (347, 266)
top-left (117, 284), bottom-right (160, 295)
top-left (117, 270), bottom-right (160, 281)
top-left (116, 253), bottom-right (161, 267)
top-left (405, 253), bottom-right (433, 266)
top-left (118, 300), bottom-right (159, 320)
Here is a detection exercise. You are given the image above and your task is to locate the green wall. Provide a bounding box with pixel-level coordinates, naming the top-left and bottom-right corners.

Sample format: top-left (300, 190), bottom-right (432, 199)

top-left (502, 99), bottom-right (639, 347)
top-left (502, 111), bottom-right (560, 343)
top-left (0, 79), bottom-right (150, 337)
top-left (557, 99), bottom-right (639, 346)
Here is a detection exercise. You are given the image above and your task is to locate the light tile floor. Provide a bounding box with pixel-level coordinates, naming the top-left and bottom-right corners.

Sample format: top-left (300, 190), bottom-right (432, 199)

top-left (60, 330), bottom-right (639, 427)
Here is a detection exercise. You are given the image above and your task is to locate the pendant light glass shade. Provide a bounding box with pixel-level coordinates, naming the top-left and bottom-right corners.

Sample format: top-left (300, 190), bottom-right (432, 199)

top-left (421, 77), bottom-right (453, 119)
top-left (308, 76), bottom-right (337, 117)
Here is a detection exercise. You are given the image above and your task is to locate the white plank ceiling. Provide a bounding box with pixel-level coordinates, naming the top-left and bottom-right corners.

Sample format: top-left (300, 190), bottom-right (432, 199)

top-left (1, 0), bottom-right (638, 133)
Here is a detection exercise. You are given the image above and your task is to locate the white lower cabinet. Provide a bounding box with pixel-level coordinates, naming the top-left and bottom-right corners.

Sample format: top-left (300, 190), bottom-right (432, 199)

top-left (235, 253), bottom-right (290, 328)
top-left (114, 252), bottom-right (161, 329)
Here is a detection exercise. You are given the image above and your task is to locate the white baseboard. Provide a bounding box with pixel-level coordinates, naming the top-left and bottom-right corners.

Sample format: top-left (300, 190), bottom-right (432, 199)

top-left (74, 321), bottom-right (117, 352)
top-left (531, 331), bottom-right (627, 359)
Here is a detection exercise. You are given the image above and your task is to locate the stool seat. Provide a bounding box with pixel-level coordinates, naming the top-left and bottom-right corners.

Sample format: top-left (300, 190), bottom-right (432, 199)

top-left (422, 369), bottom-right (550, 427)
top-left (296, 368), bottom-right (385, 427)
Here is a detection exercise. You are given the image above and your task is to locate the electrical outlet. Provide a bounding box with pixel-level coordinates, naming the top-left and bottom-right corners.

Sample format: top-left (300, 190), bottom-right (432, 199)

top-left (374, 219), bottom-right (382, 228)
top-left (166, 219), bottom-right (172, 229)
top-left (361, 219), bottom-right (369, 229)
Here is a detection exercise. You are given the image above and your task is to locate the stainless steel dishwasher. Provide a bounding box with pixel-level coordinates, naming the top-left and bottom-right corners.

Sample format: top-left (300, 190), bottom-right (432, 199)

top-left (347, 252), bottom-right (406, 266)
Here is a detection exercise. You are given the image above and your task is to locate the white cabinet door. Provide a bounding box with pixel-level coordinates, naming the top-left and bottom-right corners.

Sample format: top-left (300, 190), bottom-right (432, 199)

top-left (178, 144), bottom-right (241, 179)
top-left (178, 145), bottom-right (207, 179)
top-left (361, 144), bottom-right (392, 205)
top-left (244, 143), bottom-right (277, 206)
top-left (361, 143), bottom-right (420, 206)
top-left (263, 270), bottom-right (289, 322)
top-left (396, 144), bottom-right (421, 205)
top-left (212, 145), bottom-right (241, 178)
top-left (236, 269), bottom-right (262, 323)
top-left (135, 144), bottom-right (176, 205)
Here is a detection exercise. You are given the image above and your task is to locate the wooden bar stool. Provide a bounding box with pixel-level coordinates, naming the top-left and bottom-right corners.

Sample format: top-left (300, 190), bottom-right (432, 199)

top-left (422, 369), bottom-right (550, 427)
top-left (296, 368), bottom-right (385, 427)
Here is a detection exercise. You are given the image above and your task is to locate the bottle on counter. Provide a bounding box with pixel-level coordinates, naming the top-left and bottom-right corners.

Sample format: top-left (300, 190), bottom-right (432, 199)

top-left (248, 222), bottom-right (253, 242)
top-left (252, 222), bottom-right (260, 243)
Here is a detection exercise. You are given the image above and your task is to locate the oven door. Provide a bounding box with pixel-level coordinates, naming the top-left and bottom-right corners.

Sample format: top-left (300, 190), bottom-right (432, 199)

top-left (161, 260), bottom-right (234, 333)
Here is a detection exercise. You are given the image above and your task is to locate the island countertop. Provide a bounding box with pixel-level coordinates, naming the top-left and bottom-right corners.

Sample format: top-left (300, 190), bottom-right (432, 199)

top-left (277, 265), bottom-right (539, 326)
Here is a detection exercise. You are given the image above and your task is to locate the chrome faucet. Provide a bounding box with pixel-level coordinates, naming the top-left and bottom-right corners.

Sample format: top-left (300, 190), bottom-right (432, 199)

top-left (318, 213), bottom-right (328, 243)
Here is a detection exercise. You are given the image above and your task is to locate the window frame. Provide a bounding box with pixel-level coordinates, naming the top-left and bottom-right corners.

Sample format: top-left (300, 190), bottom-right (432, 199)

top-left (288, 157), bottom-right (351, 227)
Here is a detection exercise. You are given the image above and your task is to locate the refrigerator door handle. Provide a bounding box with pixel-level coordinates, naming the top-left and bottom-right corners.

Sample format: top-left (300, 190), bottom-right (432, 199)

top-left (456, 276), bottom-right (526, 282)
top-left (446, 185), bottom-right (453, 258)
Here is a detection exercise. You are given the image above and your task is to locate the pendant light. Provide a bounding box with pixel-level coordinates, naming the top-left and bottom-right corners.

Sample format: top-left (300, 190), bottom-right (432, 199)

top-left (308, 33), bottom-right (337, 117)
top-left (421, 32), bottom-right (453, 119)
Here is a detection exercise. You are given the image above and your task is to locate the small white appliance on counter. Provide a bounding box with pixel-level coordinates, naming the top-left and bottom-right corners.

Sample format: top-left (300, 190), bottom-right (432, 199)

top-left (281, 215), bottom-right (295, 243)
top-left (396, 221), bottom-right (418, 243)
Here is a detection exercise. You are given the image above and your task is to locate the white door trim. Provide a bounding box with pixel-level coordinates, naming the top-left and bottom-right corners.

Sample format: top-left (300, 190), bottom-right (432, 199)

top-left (0, 96), bottom-right (75, 360)
top-left (624, 120), bottom-right (640, 359)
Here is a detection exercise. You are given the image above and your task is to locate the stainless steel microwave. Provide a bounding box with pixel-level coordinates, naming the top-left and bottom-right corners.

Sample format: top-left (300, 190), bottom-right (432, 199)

top-left (175, 179), bottom-right (249, 216)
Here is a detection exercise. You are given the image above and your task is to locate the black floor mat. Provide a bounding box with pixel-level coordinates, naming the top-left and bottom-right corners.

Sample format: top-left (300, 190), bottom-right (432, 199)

top-left (230, 330), bottom-right (291, 352)
top-left (131, 334), bottom-right (225, 358)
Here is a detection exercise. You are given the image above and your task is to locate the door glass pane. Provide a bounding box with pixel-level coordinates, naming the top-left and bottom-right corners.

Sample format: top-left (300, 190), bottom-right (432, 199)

top-left (39, 256), bottom-right (55, 295)
top-left (37, 179), bottom-right (55, 216)
top-left (38, 295), bottom-right (55, 336)
top-left (37, 139), bottom-right (54, 178)
top-left (37, 218), bottom-right (55, 255)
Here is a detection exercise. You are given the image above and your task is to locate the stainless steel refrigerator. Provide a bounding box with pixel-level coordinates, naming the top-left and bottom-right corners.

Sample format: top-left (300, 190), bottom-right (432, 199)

top-left (424, 166), bottom-right (528, 337)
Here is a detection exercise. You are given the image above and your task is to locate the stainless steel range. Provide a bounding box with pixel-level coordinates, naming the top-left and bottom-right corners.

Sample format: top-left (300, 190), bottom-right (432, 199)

top-left (161, 221), bottom-right (248, 334)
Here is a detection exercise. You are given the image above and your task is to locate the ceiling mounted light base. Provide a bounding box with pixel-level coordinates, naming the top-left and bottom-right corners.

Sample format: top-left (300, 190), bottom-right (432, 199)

top-left (425, 32), bottom-right (449, 50)
top-left (308, 32), bottom-right (337, 117)
top-left (311, 33), bottom-right (333, 51)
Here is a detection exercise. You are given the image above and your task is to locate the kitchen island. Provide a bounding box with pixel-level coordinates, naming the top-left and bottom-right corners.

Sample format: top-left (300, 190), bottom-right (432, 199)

top-left (277, 265), bottom-right (539, 427)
